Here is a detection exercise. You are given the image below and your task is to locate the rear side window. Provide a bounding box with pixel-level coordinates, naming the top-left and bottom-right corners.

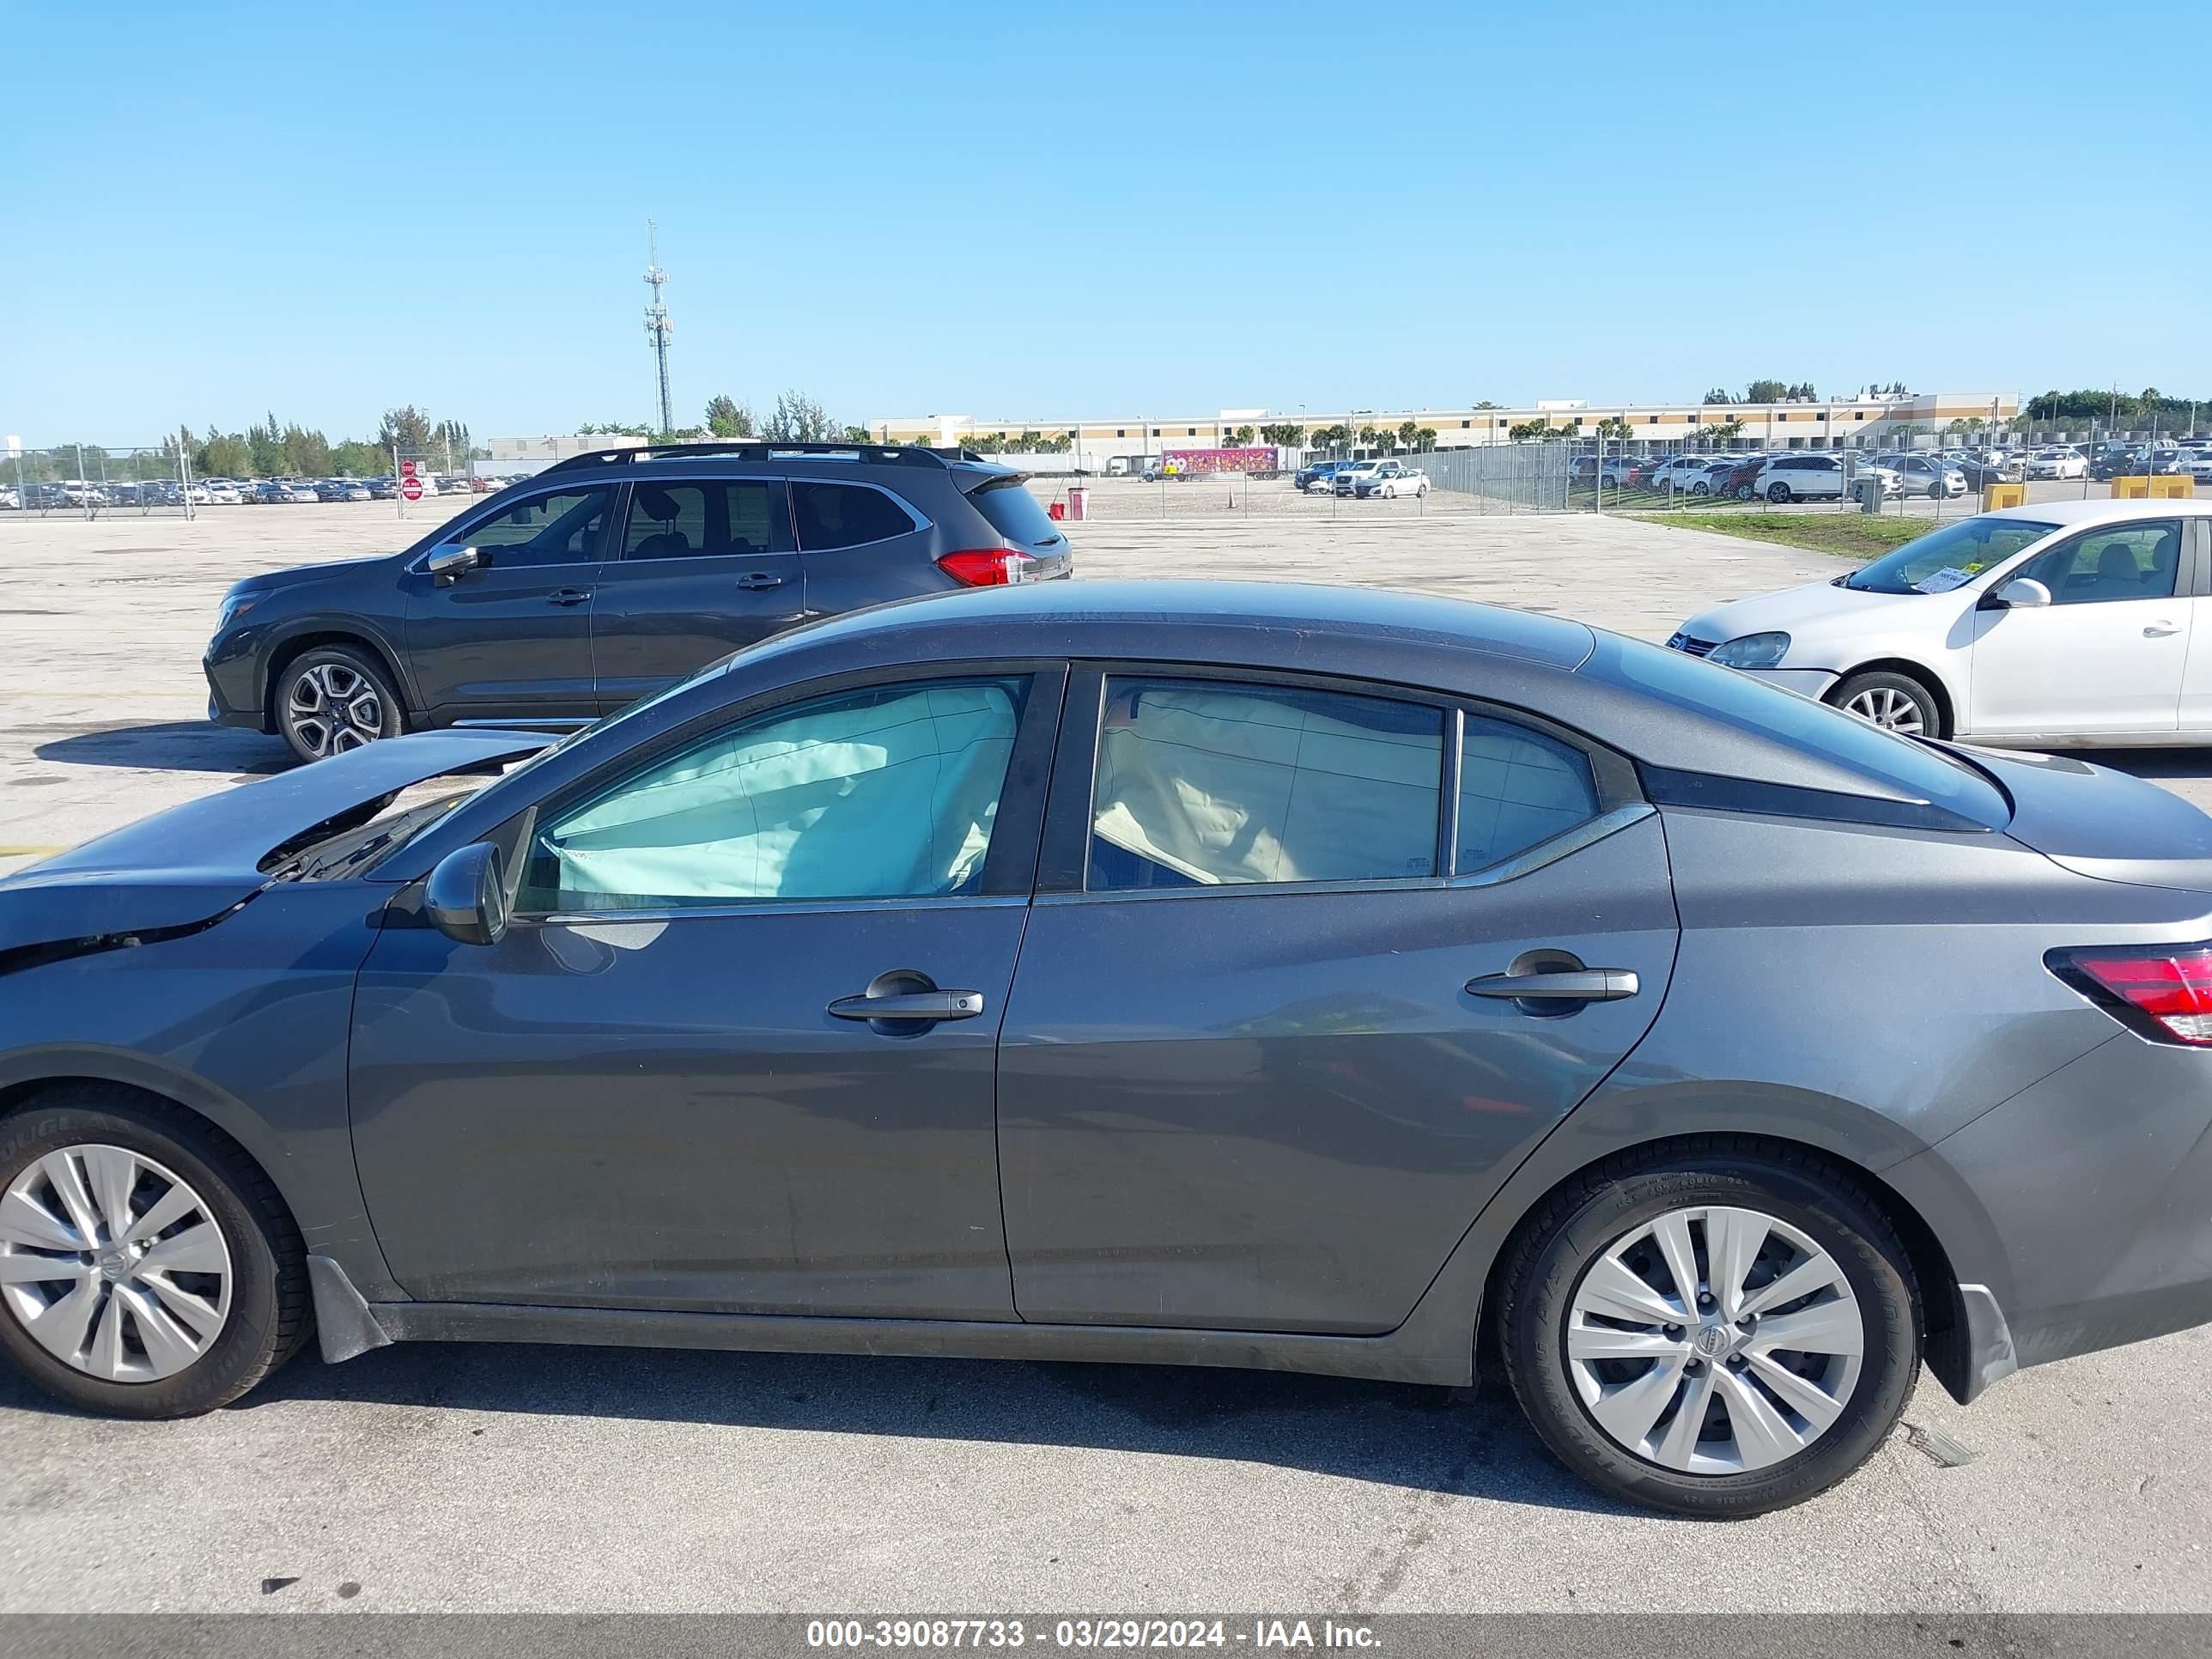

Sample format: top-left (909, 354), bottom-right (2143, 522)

top-left (793, 482), bottom-right (918, 551)
top-left (1458, 718), bottom-right (1599, 871)
top-left (969, 478), bottom-right (1066, 550)
top-left (1088, 678), bottom-right (1443, 891)
top-left (622, 481), bottom-right (786, 560)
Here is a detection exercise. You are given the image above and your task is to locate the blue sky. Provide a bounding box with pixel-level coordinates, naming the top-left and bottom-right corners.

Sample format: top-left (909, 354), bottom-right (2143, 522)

top-left (3, 1), bottom-right (2205, 442)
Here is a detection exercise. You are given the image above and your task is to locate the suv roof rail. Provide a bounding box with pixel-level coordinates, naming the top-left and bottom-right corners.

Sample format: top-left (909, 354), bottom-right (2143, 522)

top-left (540, 441), bottom-right (988, 477)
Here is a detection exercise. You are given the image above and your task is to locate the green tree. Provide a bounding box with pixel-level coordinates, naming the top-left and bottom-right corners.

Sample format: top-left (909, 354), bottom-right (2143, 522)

top-left (377, 404), bottom-right (436, 459)
top-left (332, 440), bottom-right (386, 477)
top-left (1413, 427), bottom-right (1437, 450)
top-left (762, 390), bottom-right (839, 442)
top-left (1595, 416), bottom-right (1633, 441)
top-left (1743, 380), bottom-right (1793, 404)
top-left (281, 424), bottom-right (333, 477)
top-left (705, 395), bottom-right (754, 438)
top-left (1703, 388), bottom-right (1734, 406)
top-left (1231, 424), bottom-right (1256, 447)
top-left (1395, 420), bottom-right (1419, 449)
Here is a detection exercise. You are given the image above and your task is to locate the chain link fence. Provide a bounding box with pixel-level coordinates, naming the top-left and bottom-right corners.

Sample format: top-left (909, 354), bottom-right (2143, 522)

top-left (1045, 442), bottom-right (1571, 523)
top-left (0, 441), bottom-right (489, 522)
top-left (0, 444), bottom-right (205, 518)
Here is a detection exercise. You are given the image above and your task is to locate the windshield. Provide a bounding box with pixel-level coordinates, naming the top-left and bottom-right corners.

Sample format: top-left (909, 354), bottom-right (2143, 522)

top-left (1840, 515), bottom-right (2058, 594)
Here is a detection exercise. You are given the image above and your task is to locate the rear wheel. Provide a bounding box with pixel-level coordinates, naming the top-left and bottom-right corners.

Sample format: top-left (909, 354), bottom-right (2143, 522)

top-left (1735, 483), bottom-right (1755, 501)
top-left (0, 1088), bottom-right (309, 1418)
top-left (1498, 1140), bottom-right (1918, 1518)
top-left (1828, 670), bottom-right (1941, 737)
top-left (275, 644), bottom-right (404, 764)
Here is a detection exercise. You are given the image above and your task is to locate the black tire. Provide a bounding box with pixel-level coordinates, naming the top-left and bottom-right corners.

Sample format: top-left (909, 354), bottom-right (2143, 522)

top-left (1497, 1138), bottom-right (1919, 1519)
top-left (272, 643), bottom-right (405, 764)
top-left (1827, 669), bottom-right (1942, 737)
top-left (1735, 483), bottom-right (1755, 501)
top-left (0, 1085), bottom-right (310, 1419)
top-left (1766, 483), bottom-right (1792, 503)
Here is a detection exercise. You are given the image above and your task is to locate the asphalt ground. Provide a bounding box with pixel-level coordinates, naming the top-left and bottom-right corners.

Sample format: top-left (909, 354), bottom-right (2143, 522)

top-left (0, 496), bottom-right (2206, 1616)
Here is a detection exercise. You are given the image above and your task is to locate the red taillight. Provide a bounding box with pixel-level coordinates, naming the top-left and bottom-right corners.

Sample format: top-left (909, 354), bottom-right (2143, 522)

top-left (935, 549), bottom-right (1035, 587)
top-left (2050, 946), bottom-right (2212, 1044)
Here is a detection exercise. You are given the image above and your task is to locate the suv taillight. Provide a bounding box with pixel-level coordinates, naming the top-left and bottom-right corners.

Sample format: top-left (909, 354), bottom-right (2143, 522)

top-left (2049, 945), bottom-right (2212, 1045)
top-left (937, 549), bottom-right (1035, 587)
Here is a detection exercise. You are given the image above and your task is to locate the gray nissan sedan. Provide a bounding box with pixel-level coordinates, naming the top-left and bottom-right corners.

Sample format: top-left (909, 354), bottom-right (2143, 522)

top-left (4, 580), bottom-right (2212, 1518)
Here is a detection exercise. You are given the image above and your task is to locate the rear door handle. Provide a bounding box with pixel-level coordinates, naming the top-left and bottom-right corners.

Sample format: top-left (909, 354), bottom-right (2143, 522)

top-left (2145, 622), bottom-right (2182, 637)
top-left (829, 990), bottom-right (985, 1022)
top-left (736, 572), bottom-right (787, 591)
top-left (546, 588), bottom-right (592, 607)
top-left (1465, 968), bottom-right (1639, 1003)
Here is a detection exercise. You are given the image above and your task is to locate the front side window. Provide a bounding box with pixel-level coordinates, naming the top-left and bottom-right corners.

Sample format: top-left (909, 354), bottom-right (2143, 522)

top-left (519, 678), bottom-right (1026, 912)
top-left (621, 480), bottom-right (784, 560)
top-left (792, 482), bottom-right (919, 551)
top-left (459, 488), bottom-right (611, 568)
top-left (1088, 678), bottom-right (1443, 891)
top-left (1457, 718), bottom-right (1600, 872)
top-left (2014, 520), bottom-right (2182, 605)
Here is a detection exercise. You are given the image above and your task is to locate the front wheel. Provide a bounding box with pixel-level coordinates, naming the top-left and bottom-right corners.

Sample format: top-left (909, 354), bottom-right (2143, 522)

top-left (1829, 669), bottom-right (1941, 737)
top-left (1497, 1140), bottom-right (1919, 1518)
top-left (0, 1087), bottom-right (310, 1418)
top-left (275, 645), bottom-right (404, 764)
top-left (1380, 484), bottom-right (1396, 499)
top-left (1766, 483), bottom-right (1792, 503)
top-left (1735, 483), bottom-right (1755, 501)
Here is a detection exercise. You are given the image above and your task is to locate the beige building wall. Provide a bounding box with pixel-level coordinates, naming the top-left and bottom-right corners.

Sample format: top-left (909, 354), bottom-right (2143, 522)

top-left (866, 393), bottom-right (2020, 452)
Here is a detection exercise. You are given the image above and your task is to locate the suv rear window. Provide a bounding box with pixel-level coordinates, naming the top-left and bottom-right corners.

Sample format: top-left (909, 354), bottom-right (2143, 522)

top-left (969, 478), bottom-right (1066, 550)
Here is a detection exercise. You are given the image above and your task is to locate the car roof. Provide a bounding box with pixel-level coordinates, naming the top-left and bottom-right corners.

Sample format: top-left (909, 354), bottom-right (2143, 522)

top-left (1982, 497), bottom-right (2212, 525)
top-left (748, 578), bottom-right (1597, 672)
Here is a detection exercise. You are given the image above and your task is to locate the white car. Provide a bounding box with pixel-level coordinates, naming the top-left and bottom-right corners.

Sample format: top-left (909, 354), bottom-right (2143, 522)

top-left (1670, 500), bottom-right (2212, 745)
top-left (1750, 453), bottom-right (1852, 502)
top-left (2180, 452), bottom-right (2212, 486)
top-left (2025, 448), bottom-right (2087, 481)
top-left (200, 479), bottom-right (245, 504)
top-left (1648, 455), bottom-right (1724, 493)
top-left (1333, 459), bottom-right (1429, 498)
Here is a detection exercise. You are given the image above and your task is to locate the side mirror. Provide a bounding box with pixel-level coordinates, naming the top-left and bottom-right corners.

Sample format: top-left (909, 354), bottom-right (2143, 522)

top-left (1988, 576), bottom-right (2052, 610)
top-left (423, 842), bottom-right (507, 946)
top-left (426, 544), bottom-right (483, 585)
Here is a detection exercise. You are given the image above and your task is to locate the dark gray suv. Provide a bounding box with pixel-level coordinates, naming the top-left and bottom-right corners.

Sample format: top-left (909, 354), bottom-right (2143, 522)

top-left (203, 442), bottom-right (1073, 762)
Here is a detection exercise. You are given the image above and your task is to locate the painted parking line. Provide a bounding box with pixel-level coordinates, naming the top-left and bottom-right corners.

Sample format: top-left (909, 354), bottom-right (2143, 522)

top-left (0, 845), bottom-right (66, 857)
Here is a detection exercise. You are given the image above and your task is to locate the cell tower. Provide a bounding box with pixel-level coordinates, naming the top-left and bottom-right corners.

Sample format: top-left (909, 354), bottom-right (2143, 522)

top-left (643, 221), bottom-right (673, 435)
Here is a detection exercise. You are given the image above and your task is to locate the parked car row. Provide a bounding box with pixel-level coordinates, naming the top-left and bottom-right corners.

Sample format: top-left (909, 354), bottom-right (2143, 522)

top-left (0, 473), bottom-right (491, 509)
top-left (1292, 458), bottom-right (1432, 497)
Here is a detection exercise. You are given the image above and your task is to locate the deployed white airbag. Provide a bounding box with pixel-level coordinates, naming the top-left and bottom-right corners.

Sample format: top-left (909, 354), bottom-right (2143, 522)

top-left (540, 683), bottom-right (1018, 904)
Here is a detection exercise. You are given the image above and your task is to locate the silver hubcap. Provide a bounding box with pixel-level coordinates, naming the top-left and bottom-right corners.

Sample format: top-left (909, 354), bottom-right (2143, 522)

top-left (284, 662), bottom-right (386, 757)
top-left (1843, 686), bottom-right (1924, 733)
top-left (0, 1145), bottom-right (232, 1382)
top-left (1565, 1205), bottom-right (1863, 1474)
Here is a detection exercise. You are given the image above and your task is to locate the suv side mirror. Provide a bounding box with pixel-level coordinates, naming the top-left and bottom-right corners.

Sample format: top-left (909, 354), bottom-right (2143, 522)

top-left (426, 544), bottom-right (483, 585)
top-left (1984, 576), bottom-right (2053, 611)
top-left (423, 842), bottom-right (507, 946)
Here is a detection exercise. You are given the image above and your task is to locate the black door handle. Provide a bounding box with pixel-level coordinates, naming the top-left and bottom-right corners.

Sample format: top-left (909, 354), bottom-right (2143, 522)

top-left (1465, 968), bottom-right (1639, 1003)
top-left (546, 588), bottom-right (592, 606)
top-left (735, 572), bottom-right (787, 591)
top-left (829, 990), bottom-right (985, 1022)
